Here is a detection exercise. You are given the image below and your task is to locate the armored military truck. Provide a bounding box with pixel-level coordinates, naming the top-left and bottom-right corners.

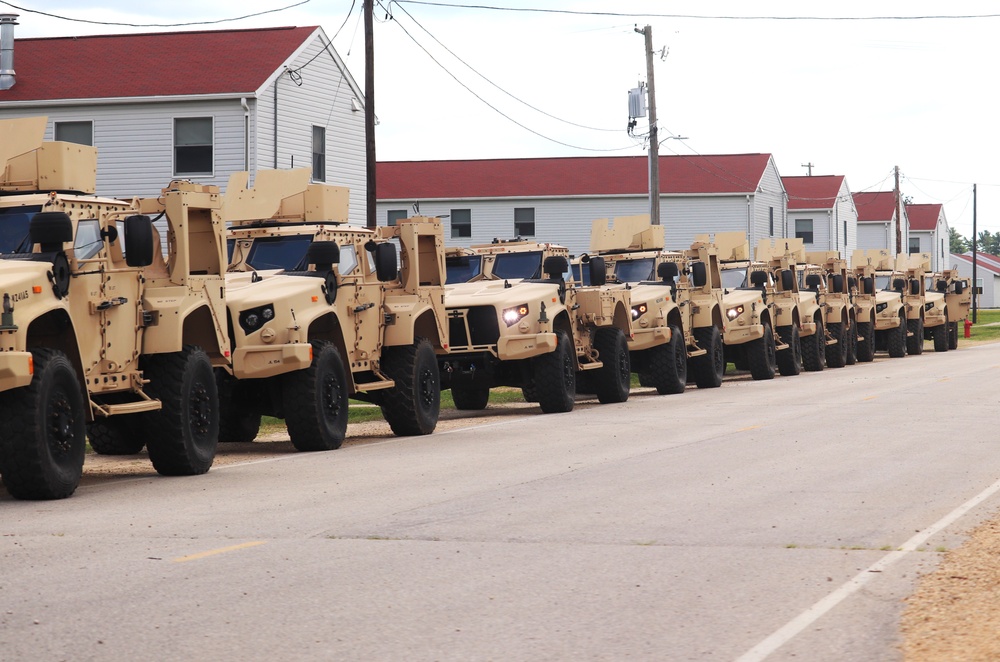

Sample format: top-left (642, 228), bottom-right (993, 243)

top-left (849, 250), bottom-right (884, 363)
top-left (803, 252), bottom-right (857, 368)
top-left (0, 117), bottom-right (228, 499)
top-left (442, 239), bottom-right (633, 413)
top-left (221, 169), bottom-right (448, 450)
top-left (924, 269), bottom-right (970, 350)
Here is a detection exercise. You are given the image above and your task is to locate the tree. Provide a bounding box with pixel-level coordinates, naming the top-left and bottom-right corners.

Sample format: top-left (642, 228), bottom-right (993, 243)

top-left (975, 230), bottom-right (1000, 256)
top-left (949, 227), bottom-right (969, 254)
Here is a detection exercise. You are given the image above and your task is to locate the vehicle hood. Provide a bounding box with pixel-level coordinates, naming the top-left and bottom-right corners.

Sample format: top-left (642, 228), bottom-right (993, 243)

top-left (445, 279), bottom-right (560, 307)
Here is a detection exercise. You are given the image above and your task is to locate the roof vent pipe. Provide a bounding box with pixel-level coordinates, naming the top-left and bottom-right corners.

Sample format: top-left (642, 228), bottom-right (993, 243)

top-left (0, 14), bottom-right (17, 91)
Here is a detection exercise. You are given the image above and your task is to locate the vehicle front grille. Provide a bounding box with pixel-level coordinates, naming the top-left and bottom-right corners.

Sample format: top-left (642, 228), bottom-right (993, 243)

top-left (448, 306), bottom-right (500, 348)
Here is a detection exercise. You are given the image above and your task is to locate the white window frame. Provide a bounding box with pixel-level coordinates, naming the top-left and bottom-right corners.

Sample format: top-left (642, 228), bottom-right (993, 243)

top-left (514, 207), bottom-right (535, 237)
top-left (386, 210), bottom-right (407, 227)
top-left (312, 125), bottom-right (326, 182)
top-left (795, 218), bottom-right (813, 244)
top-left (173, 116), bottom-right (215, 177)
top-left (54, 120), bottom-right (93, 146)
top-left (451, 209), bottom-right (472, 239)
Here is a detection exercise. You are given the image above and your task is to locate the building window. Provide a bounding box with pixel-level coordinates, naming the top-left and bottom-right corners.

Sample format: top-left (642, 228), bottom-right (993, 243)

top-left (514, 208), bottom-right (535, 237)
top-left (451, 209), bottom-right (471, 238)
top-left (54, 121), bottom-right (93, 146)
top-left (795, 219), bottom-right (813, 244)
top-left (909, 237), bottom-right (920, 254)
top-left (769, 207), bottom-right (774, 236)
top-left (387, 210), bottom-right (407, 226)
top-left (312, 126), bottom-right (326, 182)
top-left (844, 220), bottom-right (848, 245)
top-left (174, 117), bottom-right (213, 176)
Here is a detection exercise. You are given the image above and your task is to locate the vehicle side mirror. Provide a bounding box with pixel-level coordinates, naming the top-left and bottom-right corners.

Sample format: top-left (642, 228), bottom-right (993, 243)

top-left (691, 261), bottom-right (707, 287)
top-left (543, 255), bottom-right (569, 279)
top-left (307, 241), bottom-right (340, 272)
top-left (830, 275), bottom-right (844, 293)
top-left (805, 274), bottom-right (822, 291)
top-left (862, 277), bottom-right (874, 295)
top-left (893, 278), bottom-right (905, 293)
top-left (910, 280), bottom-right (921, 296)
top-left (780, 269), bottom-right (795, 291)
top-left (955, 281), bottom-right (965, 295)
top-left (936, 279), bottom-right (948, 293)
top-left (588, 256), bottom-right (606, 286)
top-left (373, 242), bottom-right (398, 282)
top-left (30, 211), bottom-right (74, 252)
top-left (124, 215), bottom-right (155, 267)
top-left (658, 261), bottom-right (679, 282)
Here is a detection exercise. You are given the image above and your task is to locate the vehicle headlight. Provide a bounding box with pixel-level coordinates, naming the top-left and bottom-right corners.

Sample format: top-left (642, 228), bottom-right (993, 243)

top-left (924, 302), bottom-right (935, 311)
top-left (876, 303), bottom-right (887, 313)
top-left (631, 303), bottom-right (648, 320)
top-left (239, 303), bottom-right (276, 334)
top-left (502, 303), bottom-right (530, 327)
top-left (726, 304), bottom-right (744, 320)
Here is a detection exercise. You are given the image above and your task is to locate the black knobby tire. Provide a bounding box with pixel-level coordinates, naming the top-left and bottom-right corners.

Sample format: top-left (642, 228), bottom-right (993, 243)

top-left (216, 369), bottom-right (262, 443)
top-left (141, 345), bottom-right (219, 475)
top-left (640, 325), bottom-right (687, 395)
top-left (856, 321), bottom-right (875, 363)
top-left (801, 316), bottom-right (826, 372)
top-left (283, 340), bottom-right (350, 450)
top-left (776, 324), bottom-right (802, 376)
top-left (0, 349), bottom-right (86, 500)
top-left (87, 417), bottom-right (144, 455)
top-left (690, 325), bottom-right (724, 388)
top-left (948, 321), bottom-right (959, 350)
top-left (906, 316), bottom-right (924, 355)
top-left (521, 378), bottom-right (539, 403)
top-left (451, 383), bottom-right (490, 411)
top-left (887, 312), bottom-right (907, 358)
top-left (845, 319), bottom-right (858, 365)
top-left (825, 322), bottom-right (847, 369)
top-left (379, 338), bottom-right (441, 436)
top-left (747, 321), bottom-right (777, 381)
top-left (932, 313), bottom-right (949, 353)
top-left (593, 327), bottom-right (631, 404)
top-left (533, 330), bottom-right (576, 413)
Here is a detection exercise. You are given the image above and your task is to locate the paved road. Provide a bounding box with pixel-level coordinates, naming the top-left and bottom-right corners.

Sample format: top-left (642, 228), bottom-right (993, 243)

top-left (2, 343), bottom-right (999, 661)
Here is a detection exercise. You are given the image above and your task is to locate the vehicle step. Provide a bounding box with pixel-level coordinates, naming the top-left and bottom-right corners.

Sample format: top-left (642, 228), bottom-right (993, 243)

top-left (354, 378), bottom-right (395, 391)
top-left (90, 399), bottom-right (162, 416)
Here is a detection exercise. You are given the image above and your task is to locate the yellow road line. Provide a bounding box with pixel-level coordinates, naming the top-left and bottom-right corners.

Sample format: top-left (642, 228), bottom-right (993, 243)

top-left (863, 395), bottom-right (878, 401)
top-left (172, 541), bottom-right (267, 563)
top-left (938, 377), bottom-right (951, 382)
top-left (737, 425), bottom-right (761, 432)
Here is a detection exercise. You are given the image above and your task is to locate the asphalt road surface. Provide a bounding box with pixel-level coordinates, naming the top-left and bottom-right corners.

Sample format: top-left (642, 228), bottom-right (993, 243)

top-left (2, 342), bottom-right (999, 661)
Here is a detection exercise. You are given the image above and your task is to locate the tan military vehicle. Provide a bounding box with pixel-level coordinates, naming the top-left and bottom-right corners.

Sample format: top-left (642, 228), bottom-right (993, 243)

top-left (849, 250), bottom-right (885, 363)
top-left (860, 251), bottom-right (909, 358)
top-left (585, 216), bottom-right (706, 392)
top-left (754, 238), bottom-right (827, 372)
top-left (924, 269), bottom-right (970, 350)
top-left (222, 169), bottom-right (448, 449)
top-left (0, 117), bottom-right (228, 500)
top-left (442, 238), bottom-right (633, 413)
top-left (803, 251), bottom-right (857, 368)
top-left (896, 253), bottom-right (930, 356)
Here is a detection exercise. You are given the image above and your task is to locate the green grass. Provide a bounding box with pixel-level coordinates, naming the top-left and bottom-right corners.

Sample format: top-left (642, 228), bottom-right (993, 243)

top-left (967, 309), bottom-right (1000, 343)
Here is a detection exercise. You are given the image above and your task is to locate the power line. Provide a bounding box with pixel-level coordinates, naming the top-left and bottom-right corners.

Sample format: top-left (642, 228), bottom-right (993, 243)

top-left (392, 1), bottom-right (620, 133)
top-left (395, 1), bottom-right (1000, 21)
top-left (0, 0), bottom-right (313, 28)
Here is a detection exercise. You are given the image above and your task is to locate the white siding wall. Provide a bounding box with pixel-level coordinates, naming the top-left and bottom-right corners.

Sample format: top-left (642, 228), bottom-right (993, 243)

top-left (256, 36), bottom-right (367, 225)
top-left (788, 211), bottom-right (829, 252)
top-left (378, 194), bottom-right (756, 256)
top-left (857, 221), bottom-right (896, 254)
top-left (751, 158), bottom-right (787, 247)
top-left (0, 101), bottom-right (248, 198)
top-left (835, 182), bottom-right (858, 255)
top-left (950, 255), bottom-right (1000, 308)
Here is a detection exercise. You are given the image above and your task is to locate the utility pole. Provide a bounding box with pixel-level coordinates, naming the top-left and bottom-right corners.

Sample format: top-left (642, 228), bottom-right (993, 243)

top-left (364, 0), bottom-right (376, 229)
top-left (801, 162), bottom-right (814, 176)
top-left (636, 25), bottom-right (660, 225)
top-left (894, 165), bottom-right (902, 255)
top-left (972, 183), bottom-right (978, 323)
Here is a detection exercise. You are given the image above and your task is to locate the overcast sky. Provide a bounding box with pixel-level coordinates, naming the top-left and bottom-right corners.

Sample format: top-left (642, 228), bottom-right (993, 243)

top-left (8, 0), bottom-right (999, 245)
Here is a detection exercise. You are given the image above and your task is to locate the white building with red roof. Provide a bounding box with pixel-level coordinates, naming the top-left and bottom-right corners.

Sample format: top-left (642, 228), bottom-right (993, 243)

top-left (376, 154), bottom-right (787, 255)
top-left (951, 252), bottom-right (1000, 308)
top-left (781, 175), bottom-right (857, 254)
top-left (905, 203), bottom-right (949, 271)
top-left (0, 18), bottom-right (367, 223)
top-left (853, 191), bottom-right (909, 256)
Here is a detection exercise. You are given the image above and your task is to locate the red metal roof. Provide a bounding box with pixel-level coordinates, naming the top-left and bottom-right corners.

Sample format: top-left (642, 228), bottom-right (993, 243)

top-left (377, 154), bottom-right (773, 200)
top-left (953, 252), bottom-right (1000, 275)
top-left (782, 175), bottom-right (845, 210)
top-left (852, 191), bottom-right (898, 222)
top-left (905, 203), bottom-right (943, 231)
top-left (1, 26), bottom-right (318, 101)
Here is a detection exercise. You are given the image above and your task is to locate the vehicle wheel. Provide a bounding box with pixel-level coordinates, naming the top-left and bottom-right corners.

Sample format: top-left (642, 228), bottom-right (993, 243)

top-left (845, 319), bottom-right (858, 365)
top-left (283, 340), bottom-right (349, 450)
top-left (216, 369), bottom-right (261, 443)
top-left (948, 321), bottom-right (959, 350)
top-left (592, 327), bottom-right (631, 404)
top-left (856, 321), bottom-right (875, 363)
top-left (825, 322), bottom-right (847, 368)
top-left (801, 316), bottom-right (826, 372)
top-left (533, 330), bottom-right (575, 413)
top-left (906, 316), bottom-right (924, 355)
top-left (933, 313), bottom-right (949, 352)
top-left (887, 312), bottom-right (907, 358)
top-left (640, 325), bottom-right (687, 395)
top-left (141, 345), bottom-right (219, 474)
top-left (451, 383), bottom-right (490, 410)
top-left (379, 338), bottom-right (441, 436)
top-left (87, 417), bottom-right (144, 455)
top-left (690, 326), bottom-right (724, 388)
top-left (521, 378), bottom-right (539, 403)
top-left (0, 349), bottom-right (86, 500)
top-left (747, 321), bottom-right (777, 380)
top-left (776, 324), bottom-right (802, 376)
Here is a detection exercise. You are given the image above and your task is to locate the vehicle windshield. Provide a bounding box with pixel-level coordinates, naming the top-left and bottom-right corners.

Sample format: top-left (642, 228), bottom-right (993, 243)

top-left (613, 257), bottom-right (655, 283)
top-left (0, 205), bottom-right (40, 254)
top-left (875, 274), bottom-right (904, 292)
top-left (445, 254), bottom-right (482, 284)
top-left (74, 219), bottom-right (103, 260)
top-left (571, 263), bottom-right (591, 286)
top-left (244, 235), bottom-right (314, 271)
top-left (492, 251), bottom-right (543, 280)
top-left (720, 268), bottom-right (747, 289)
